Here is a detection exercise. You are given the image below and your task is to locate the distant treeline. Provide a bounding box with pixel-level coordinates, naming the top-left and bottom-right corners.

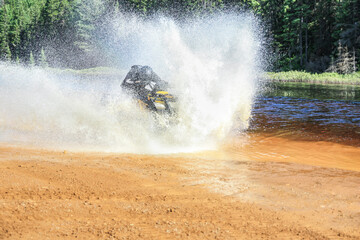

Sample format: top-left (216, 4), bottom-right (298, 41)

top-left (0, 0), bottom-right (359, 72)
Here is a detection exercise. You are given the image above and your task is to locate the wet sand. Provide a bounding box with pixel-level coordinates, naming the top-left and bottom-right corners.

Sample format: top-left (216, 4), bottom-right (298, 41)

top-left (1, 134), bottom-right (359, 239)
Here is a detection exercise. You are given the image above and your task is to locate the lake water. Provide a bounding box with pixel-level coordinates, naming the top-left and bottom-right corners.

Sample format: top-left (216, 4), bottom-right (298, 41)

top-left (249, 83), bottom-right (360, 147)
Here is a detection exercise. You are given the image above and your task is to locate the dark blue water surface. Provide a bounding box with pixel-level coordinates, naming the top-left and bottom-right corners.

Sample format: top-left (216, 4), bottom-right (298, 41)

top-left (249, 83), bottom-right (360, 146)
top-left (253, 96), bottom-right (360, 126)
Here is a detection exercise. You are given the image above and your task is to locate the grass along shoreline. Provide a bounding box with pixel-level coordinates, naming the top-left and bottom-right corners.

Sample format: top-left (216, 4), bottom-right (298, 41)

top-left (48, 66), bottom-right (126, 78)
top-left (49, 66), bottom-right (360, 85)
top-left (267, 71), bottom-right (360, 85)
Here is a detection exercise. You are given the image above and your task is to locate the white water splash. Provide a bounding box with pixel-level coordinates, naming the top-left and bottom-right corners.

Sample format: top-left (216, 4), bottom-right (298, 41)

top-left (0, 13), bottom-right (262, 153)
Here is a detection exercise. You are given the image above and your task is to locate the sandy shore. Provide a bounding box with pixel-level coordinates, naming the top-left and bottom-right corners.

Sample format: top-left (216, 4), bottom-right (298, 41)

top-left (0, 135), bottom-right (359, 239)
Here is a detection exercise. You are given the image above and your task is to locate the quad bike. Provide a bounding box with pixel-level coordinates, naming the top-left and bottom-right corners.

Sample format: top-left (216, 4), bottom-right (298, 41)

top-left (121, 65), bottom-right (176, 115)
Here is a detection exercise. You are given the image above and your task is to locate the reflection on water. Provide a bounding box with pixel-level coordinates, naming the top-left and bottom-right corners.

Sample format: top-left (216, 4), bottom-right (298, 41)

top-left (250, 83), bottom-right (360, 146)
top-left (264, 82), bottom-right (360, 101)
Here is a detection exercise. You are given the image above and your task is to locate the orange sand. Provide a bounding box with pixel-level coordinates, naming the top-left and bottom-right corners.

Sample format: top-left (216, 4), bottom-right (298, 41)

top-left (0, 134), bottom-right (359, 239)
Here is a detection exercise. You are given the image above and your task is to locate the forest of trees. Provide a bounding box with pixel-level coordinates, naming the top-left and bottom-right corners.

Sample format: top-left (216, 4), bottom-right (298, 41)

top-left (0, 0), bottom-right (359, 72)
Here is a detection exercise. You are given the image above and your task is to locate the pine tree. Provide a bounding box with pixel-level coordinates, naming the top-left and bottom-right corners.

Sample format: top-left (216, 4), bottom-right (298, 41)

top-left (29, 51), bottom-right (35, 66)
top-left (40, 47), bottom-right (48, 67)
top-left (72, 0), bottom-right (105, 66)
top-left (0, 5), bottom-right (11, 61)
top-left (327, 41), bottom-right (354, 74)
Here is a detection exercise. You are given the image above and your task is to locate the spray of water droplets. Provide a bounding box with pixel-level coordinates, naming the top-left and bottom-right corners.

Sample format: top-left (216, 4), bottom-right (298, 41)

top-left (0, 13), bottom-right (263, 153)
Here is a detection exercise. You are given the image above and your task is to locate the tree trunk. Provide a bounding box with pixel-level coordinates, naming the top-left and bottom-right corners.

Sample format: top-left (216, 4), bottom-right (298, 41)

top-left (299, 0), bottom-right (303, 67)
top-left (305, 16), bottom-right (308, 66)
top-left (353, 47), bottom-right (356, 72)
top-left (300, 16), bottom-right (303, 67)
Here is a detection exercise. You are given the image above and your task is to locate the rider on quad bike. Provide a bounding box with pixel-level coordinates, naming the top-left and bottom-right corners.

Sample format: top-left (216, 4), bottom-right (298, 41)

top-left (121, 65), bottom-right (176, 114)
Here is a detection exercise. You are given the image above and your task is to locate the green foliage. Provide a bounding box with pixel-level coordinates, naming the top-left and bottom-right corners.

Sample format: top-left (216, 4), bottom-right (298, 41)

top-left (0, 6), bottom-right (11, 61)
top-left (73, 0), bottom-right (105, 53)
top-left (0, 0), bottom-right (358, 71)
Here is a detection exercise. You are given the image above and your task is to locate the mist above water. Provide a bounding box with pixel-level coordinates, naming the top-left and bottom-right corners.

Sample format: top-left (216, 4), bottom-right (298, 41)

top-left (0, 13), bottom-right (263, 153)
